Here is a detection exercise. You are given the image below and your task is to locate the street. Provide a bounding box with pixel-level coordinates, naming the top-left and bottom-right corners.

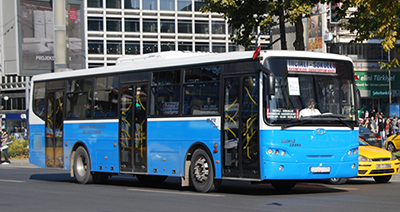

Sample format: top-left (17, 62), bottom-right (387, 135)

top-left (1, 159), bottom-right (400, 212)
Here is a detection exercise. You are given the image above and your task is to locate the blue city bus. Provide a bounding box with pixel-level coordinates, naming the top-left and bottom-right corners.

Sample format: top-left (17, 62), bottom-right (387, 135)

top-left (29, 50), bottom-right (360, 192)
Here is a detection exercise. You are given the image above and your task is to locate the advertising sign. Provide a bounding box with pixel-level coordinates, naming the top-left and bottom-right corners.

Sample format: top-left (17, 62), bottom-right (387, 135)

top-left (355, 71), bottom-right (400, 91)
top-left (20, 0), bottom-right (84, 75)
top-left (307, 14), bottom-right (323, 52)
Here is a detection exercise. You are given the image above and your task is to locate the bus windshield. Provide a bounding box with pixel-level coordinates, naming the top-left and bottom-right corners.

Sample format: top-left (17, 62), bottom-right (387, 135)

top-left (264, 58), bottom-right (357, 126)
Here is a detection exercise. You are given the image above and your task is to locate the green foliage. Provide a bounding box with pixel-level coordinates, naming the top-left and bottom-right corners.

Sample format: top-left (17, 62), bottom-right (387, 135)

top-left (340, 0), bottom-right (400, 70)
top-left (393, 151), bottom-right (400, 159)
top-left (5, 136), bottom-right (29, 159)
top-left (201, 0), bottom-right (321, 49)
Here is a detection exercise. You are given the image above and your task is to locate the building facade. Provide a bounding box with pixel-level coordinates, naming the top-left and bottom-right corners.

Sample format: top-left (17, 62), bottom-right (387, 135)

top-left (0, 0), bottom-right (270, 133)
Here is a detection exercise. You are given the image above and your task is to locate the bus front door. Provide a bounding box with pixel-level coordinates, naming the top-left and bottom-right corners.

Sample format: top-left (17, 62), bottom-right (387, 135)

top-left (45, 90), bottom-right (64, 168)
top-left (223, 76), bottom-right (260, 179)
top-left (119, 84), bottom-right (148, 173)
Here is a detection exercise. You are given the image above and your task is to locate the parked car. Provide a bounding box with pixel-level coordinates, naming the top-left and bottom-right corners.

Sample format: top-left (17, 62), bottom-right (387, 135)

top-left (330, 138), bottom-right (399, 184)
top-left (386, 131), bottom-right (400, 152)
top-left (359, 126), bottom-right (381, 148)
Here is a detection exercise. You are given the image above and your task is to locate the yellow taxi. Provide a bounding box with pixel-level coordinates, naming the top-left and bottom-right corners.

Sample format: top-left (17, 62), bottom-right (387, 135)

top-left (386, 131), bottom-right (400, 152)
top-left (330, 138), bottom-right (399, 184)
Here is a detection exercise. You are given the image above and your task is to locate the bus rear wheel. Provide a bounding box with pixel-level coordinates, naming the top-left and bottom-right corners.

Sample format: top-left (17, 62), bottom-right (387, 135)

top-left (74, 146), bottom-right (95, 184)
top-left (190, 148), bottom-right (221, 193)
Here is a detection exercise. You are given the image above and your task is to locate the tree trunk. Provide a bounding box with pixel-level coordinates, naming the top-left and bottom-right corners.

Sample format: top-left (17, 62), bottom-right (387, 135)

top-left (278, 0), bottom-right (287, 50)
top-left (293, 16), bottom-right (305, 50)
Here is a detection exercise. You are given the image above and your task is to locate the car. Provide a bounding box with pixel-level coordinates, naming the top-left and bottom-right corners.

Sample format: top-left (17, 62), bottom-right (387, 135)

top-left (386, 131), bottom-right (400, 152)
top-left (359, 126), bottom-right (381, 147)
top-left (330, 138), bottom-right (399, 184)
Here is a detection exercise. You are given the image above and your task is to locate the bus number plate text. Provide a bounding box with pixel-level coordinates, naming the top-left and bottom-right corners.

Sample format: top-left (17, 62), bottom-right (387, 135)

top-left (310, 166), bottom-right (331, 174)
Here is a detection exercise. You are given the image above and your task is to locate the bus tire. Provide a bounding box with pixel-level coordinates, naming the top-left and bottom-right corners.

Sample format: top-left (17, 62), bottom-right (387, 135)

top-left (74, 146), bottom-right (95, 184)
top-left (190, 148), bottom-right (221, 193)
top-left (270, 180), bottom-right (297, 190)
top-left (329, 178), bottom-right (347, 185)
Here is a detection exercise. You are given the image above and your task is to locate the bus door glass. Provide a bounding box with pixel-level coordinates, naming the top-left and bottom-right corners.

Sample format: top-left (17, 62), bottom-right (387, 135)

top-left (223, 76), bottom-right (260, 179)
top-left (45, 90), bottom-right (64, 168)
top-left (119, 83), bottom-right (148, 173)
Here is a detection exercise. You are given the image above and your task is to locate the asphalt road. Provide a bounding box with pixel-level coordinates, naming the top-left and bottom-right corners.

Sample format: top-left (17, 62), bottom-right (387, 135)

top-left (1, 158), bottom-right (400, 212)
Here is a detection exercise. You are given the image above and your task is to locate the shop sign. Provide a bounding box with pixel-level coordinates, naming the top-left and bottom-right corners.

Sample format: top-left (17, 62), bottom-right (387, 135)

top-left (370, 90), bottom-right (390, 97)
top-left (355, 71), bottom-right (400, 90)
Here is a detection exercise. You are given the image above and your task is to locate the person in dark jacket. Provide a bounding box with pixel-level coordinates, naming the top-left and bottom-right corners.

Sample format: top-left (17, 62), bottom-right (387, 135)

top-left (1, 129), bottom-right (12, 164)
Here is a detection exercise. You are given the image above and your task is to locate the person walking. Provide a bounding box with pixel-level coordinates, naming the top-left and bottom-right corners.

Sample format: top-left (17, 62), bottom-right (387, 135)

top-left (392, 115), bottom-right (399, 134)
top-left (0, 129), bottom-right (12, 164)
top-left (378, 118), bottom-right (386, 148)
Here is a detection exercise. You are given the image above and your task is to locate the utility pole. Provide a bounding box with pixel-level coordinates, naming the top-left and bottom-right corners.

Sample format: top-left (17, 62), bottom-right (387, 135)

top-left (389, 50), bottom-right (392, 104)
top-left (53, 0), bottom-right (68, 72)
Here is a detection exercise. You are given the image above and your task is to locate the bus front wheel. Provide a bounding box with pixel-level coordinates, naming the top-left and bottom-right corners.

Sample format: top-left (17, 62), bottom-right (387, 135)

top-left (190, 148), bottom-right (221, 193)
top-left (74, 146), bottom-right (95, 184)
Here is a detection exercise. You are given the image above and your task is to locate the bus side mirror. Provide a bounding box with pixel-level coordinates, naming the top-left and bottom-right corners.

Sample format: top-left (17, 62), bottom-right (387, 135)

top-left (355, 88), bottom-right (361, 110)
top-left (266, 75), bottom-right (276, 96)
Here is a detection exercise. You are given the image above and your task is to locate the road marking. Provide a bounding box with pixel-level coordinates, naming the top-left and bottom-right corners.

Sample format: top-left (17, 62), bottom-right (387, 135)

top-left (0, 179), bottom-right (25, 183)
top-left (127, 188), bottom-right (224, 197)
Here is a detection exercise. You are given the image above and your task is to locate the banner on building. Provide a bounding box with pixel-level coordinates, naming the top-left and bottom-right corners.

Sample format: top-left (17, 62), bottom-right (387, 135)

top-left (19, 0), bottom-right (84, 75)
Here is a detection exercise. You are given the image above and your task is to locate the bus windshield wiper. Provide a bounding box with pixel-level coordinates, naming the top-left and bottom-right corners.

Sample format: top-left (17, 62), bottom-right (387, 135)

top-left (281, 120), bottom-right (312, 130)
top-left (301, 114), bottom-right (354, 130)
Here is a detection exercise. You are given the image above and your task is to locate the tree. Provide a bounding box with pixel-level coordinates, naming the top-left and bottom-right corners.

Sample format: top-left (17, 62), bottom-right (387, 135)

top-left (339, 0), bottom-right (400, 69)
top-left (201, 0), bottom-right (321, 50)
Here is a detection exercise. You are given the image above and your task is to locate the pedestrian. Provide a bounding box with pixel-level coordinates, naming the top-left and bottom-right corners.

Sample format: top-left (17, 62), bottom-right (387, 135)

top-left (370, 116), bottom-right (377, 133)
top-left (0, 129), bottom-right (12, 164)
top-left (378, 118), bottom-right (386, 148)
top-left (392, 115), bottom-right (399, 134)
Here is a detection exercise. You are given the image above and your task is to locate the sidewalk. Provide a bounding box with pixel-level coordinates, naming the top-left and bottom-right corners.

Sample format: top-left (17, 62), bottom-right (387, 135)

top-left (0, 157), bottom-right (38, 168)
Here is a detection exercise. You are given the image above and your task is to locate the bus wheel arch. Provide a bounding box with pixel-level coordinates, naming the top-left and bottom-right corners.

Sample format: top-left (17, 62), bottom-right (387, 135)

top-left (186, 143), bottom-right (221, 192)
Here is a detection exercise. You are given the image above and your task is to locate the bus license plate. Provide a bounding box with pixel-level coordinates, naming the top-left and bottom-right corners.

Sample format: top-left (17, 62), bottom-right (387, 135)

top-left (376, 164), bottom-right (391, 169)
top-left (310, 166), bottom-right (331, 174)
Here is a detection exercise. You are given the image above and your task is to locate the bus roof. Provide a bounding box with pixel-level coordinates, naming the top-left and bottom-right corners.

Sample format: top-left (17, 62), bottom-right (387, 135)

top-left (31, 50), bottom-right (352, 82)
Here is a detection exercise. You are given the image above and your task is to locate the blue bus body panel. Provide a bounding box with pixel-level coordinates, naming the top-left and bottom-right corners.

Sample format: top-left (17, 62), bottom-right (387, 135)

top-left (29, 124), bottom-right (46, 169)
top-left (147, 118), bottom-right (222, 178)
top-left (63, 121), bottom-right (119, 173)
top-left (260, 129), bottom-right (359, 180)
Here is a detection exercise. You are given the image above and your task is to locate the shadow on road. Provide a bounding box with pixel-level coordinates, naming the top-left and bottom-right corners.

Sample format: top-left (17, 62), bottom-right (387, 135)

top-left (29, 173), bottom-right (350, 195)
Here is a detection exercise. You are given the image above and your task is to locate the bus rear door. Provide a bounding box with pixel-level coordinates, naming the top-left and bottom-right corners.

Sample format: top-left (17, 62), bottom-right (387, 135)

top-left (45, 90), bottom-right (64, 168)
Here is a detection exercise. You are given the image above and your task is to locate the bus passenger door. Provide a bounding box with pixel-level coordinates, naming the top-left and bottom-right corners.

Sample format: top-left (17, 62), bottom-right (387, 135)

top-left (45, 90), bottom-right (64, 168)
top-left (119, 83), bottom-right (148, 173)
top-left (222, 76), bottom-right (260, 179)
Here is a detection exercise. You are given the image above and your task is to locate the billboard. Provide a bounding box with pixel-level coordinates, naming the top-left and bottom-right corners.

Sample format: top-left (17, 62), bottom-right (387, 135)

top-left (20, 0), bottom-right (84, 75)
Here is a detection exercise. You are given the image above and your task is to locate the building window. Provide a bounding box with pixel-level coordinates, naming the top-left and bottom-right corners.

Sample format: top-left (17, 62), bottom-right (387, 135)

top-left (125, 18), bottom-right (140, 32)
top-left (107, 41), bottom-right (122, 54)
top-left (161, 42), bottom-right (176, 51)
top-left (125, 41), bottom-right (140, 55)
top-left (143, 19), bottom-right (158, 33)
top-left (195, 42), bottom-right (209, 52)
top-left (178, 42), bottom-right (192, 51)
top-left (89, 63), bottom-right (104, 68)
top-left (160, 0), bottom-right (175, 11)
top-left (160, 19), bottom-right (175, 33)
top-left (124, 0), bottom-right (139, 9)
top-left (194, 0), bottom-right (204, 11)
top-left (106, 0), bottom-right (121, 9)
top-left (88, 40), bottom-right (104, 54)
top-left (88, 0), bottom-right (103, 8)
top-left (195, 20), bottom-right (209, 34)
top-left (106, 18), bottom-right (121, 32)
top-left (143, 0), bottom-right (157, 10)
top-left (212, 43), bottom-right (225, 53)
top-left (143, 41), bottom-right (158, 54)
top-left (212, 21), bottom-right (225, 34)
top-left (178, 0), bottom-right (192, 11)
top-left (178, 20), bottom-right (192, 33)
top-left (88, 17), bottom-right (103, 31)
